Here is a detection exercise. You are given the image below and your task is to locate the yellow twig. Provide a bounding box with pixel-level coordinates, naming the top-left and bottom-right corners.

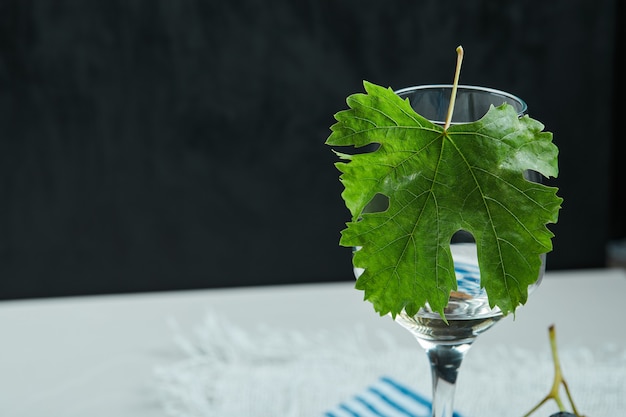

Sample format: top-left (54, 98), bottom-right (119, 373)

top-left (522, 325), bottom-right (585, 417)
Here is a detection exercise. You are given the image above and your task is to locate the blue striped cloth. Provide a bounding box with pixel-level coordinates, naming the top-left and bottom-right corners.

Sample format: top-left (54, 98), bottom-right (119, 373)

top-left (454, 260), bottom-right (482, 297)
top-left (324, 377), bottom-right (463, 417)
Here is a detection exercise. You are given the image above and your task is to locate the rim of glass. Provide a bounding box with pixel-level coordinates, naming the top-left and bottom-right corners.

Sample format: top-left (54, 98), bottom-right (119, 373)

top-left (394, 84), bottom-right (528, 122)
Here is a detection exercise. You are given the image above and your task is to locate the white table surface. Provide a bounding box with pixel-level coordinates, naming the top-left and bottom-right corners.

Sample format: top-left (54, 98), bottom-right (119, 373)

top-left (1, 268), bottom-right (625, 417)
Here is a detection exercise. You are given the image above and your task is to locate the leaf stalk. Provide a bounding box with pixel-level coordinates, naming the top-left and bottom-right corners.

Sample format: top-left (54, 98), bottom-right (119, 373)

top-left (444, 45), bottom-right (464, 131)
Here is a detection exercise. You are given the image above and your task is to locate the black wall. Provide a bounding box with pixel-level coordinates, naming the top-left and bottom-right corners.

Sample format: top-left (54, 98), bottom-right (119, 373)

top-left (0, 0), bottom-right (622, 299)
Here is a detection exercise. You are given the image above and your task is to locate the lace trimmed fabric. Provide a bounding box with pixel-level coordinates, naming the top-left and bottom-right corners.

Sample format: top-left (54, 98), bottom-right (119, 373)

top-left (154, 314), bottom-right (626, 417)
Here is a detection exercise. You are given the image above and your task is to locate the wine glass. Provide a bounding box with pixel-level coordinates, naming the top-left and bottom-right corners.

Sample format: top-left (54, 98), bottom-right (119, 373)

top-left (354, 85), bottom-right (545, 417)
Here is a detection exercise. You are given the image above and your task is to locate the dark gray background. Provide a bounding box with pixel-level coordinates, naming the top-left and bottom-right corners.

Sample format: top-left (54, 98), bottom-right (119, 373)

top-left (0, 0), bottom-right (623, 299)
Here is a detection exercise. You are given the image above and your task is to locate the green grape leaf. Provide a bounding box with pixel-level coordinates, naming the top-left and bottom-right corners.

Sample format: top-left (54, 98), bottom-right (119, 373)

top-left (326, 81), bottom-right (562, 319)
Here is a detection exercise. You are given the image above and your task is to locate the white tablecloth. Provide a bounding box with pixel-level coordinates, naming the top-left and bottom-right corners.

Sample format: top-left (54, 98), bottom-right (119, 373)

top-left (1, 268), bottom-right (625, 417)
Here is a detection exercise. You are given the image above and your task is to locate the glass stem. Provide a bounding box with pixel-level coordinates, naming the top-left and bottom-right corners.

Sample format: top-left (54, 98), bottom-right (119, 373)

top-left (422, 342), bottom-right (472, 417)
